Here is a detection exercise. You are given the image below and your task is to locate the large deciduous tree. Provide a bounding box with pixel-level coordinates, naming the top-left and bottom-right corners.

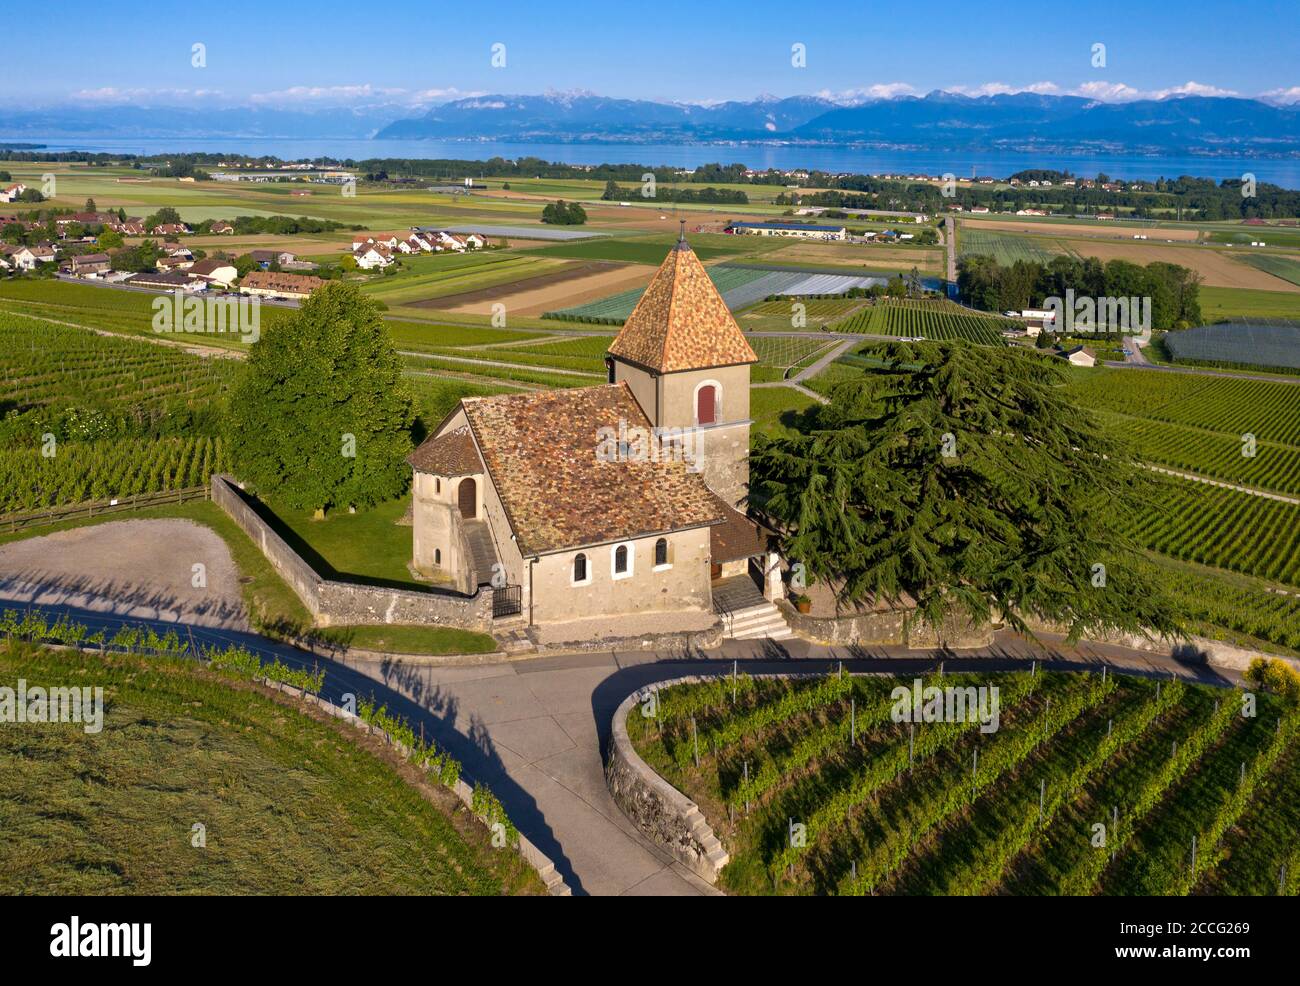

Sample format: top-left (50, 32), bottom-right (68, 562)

top-left (752, 342), bottom-right (1180, 641)
top-left (226, 282), bottom-right (414, 513)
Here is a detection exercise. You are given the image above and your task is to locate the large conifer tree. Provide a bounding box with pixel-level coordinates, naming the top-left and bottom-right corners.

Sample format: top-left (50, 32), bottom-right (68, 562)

top-left (752, 342), bottom-right (1180, 641)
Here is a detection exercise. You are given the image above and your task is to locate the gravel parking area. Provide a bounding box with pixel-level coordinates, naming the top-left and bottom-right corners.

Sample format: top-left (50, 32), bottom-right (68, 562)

top-left (0, 519), bottom-right (247, 629)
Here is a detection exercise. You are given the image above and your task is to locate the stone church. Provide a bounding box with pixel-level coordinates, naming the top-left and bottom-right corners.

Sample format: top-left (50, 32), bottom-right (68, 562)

top-left (406, 230), bottom-right (782, 636)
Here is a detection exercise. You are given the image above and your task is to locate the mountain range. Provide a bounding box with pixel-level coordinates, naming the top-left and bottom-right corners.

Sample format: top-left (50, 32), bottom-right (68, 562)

top-left (3, 91), bottom-right (1299, 155)
top-left (376, 91), bottom-right (1300, 154)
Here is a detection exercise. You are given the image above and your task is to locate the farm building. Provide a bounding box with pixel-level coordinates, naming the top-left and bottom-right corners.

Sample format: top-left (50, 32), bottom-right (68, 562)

top-left (725, 221), bottom-right (847, 241)
top-left (239, 270), bottom-right (325, 299)
top-left (124, 271), bottom-right (206, 293)
top-left (1056, 345), bottom-right (1097, 367)
top-left (68, 253), bottom-right (112, 276)
top-left (189, 258), bottom-right (239, 288)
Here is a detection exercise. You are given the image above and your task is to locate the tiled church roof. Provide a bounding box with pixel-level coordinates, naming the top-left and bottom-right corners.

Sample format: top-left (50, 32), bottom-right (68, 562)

top-left (459, 383), bottom-right (723, 556)
top-left (607, 229), bottom-right (757, 373)
top-left (407, 426), bottom-right (482, 477)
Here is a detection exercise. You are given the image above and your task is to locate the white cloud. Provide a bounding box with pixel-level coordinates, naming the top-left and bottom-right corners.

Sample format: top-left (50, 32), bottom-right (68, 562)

top-left (1072, 80), bottom-right (1144, 101)
top-left (1148, 81), bottom-right (1239, 99)
top-left (1033, 80), bottom-right (1239, 102)
top-left (814, 83), bottom-right (918, 104)
top-left (1260, 86), bottom-right (1300, 105)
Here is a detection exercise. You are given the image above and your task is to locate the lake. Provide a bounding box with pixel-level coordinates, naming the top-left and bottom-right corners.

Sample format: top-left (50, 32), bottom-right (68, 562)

top-left (6, 135), bottom-right (1299, 189)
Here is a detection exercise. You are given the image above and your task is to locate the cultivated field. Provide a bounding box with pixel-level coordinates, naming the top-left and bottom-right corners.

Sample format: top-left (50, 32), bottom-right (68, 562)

top-left (1058, 241), bottom-right (1299, 291)
top-left (439, 263), bottom-right (653, 316)
top-left (959, 228), bottom-right (1066, 264)
top-left (628, 669), bottom-right (1297, 895)
top-left (1239, 253), bottom-right (1300, 287)
top-left (963, 218), bottom-right (1202, 242)
top-left (835, 299), bottom-right (1015, 343)
top-left (767, 241), bottom-right (944, 273)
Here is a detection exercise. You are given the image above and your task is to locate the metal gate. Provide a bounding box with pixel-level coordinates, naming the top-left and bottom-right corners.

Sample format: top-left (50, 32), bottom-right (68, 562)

top-left (492, 584), bottom-right (522, 619)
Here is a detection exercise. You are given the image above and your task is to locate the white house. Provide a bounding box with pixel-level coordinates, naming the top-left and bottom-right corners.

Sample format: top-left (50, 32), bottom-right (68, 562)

top-left (353, 243), bottom-right (394, 270)
top-left (188, 258), bottom-right (239, 287)
top-left (11, 244), bottom-right (56, 270)
top-left (0, 184), bottom-right (28, 204)
top-left (1058, 345), bottom-right (1097, 368)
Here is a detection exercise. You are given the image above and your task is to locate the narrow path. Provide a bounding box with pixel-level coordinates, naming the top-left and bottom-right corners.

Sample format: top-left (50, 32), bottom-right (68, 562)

top-left (398, 349), bottom-right (603, 378)
top-left (945, 216), bottom-right (957, 284)
top-left (1145, 464), bottom-right (1300, 505)
top-left (1103, 358), bottom-right (1300, 385)
top-left (789, 337), bottom-right (858, 384)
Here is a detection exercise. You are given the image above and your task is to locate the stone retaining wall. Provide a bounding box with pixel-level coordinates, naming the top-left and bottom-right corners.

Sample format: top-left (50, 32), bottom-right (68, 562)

top-left (779, 600), bottom-right (995, 649)
top-left (1021, 616), bottom-right (1300, 674)
top-left (605, 680), bottom-right (730, 886)
top-left (211, 474), bottom-right (492, 631)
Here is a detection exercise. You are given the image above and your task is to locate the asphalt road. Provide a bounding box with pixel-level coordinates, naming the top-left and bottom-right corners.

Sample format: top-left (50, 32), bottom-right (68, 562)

top-left (0, 587), bottom-right (1241, 896)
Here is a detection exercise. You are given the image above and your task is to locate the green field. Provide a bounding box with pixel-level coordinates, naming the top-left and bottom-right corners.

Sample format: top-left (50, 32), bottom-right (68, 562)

top-left (0, 316), bottom-right (236, 512)
top-left (1126, 477), bottom-right (1300, 586)
top-left (834, 299), bottom-right (1013, 344)
top-left (958, 227), bottom-right (1067, 264)
top-left (360, 252), bottom-right (563, 305)
top-left (0, 643), bottom-right (539, 894)
top-left (1199, 286), bottom-right (1300, 321)
top-left (740, 297), bottom-right (867, 331)
top-left (1068, 367), bottom-right (1300, 447)
top-left (1238, 253), bottom-right (1300, 287)
top-left (750, 386), bottom-right (818, 438)
top-left (523, 237), bottom-right (734, 265)
top-left (629, 669), bottom-right (1297, 895)
top-left (542, 264), bottom-right (772, 324)
top-left (1210, 228), bottom-right (1300, 249)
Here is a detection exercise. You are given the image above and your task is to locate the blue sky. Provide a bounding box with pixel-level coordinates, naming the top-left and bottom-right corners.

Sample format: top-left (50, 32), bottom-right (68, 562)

top-left (14, 0), bottom-right (1300, 107)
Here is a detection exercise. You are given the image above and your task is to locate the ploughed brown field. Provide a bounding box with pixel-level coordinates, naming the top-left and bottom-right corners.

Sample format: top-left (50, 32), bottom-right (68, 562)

top-left (965, 218), bottom-right (1202, 241)
top-left (770, 241), bottom-right (944, 271)
top-left (421, 261), bottom-right (656, 316)
top-left (1057, 239), bottom-right (1300, 290)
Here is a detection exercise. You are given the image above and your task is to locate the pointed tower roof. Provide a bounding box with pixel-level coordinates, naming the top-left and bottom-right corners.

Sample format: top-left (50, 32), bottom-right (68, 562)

top-left (607, 224), bottom-right (757, 373)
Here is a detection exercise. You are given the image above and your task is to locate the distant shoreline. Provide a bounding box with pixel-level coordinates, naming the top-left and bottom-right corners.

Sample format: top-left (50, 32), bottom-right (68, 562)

top-left (4, 135), bottom-right (1300, 189)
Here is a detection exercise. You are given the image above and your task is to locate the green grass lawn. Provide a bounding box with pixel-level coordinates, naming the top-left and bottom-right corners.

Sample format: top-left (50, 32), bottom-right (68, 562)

top-left (318, 624), bottom-right (498, 655)
top-left (243, 493), bottom-right (426, 590)
top-left (0, 643), bottom-right (540, 894)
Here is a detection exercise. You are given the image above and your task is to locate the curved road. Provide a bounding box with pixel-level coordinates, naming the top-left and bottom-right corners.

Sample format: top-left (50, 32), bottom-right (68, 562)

top-left (0, 585), bottom-right (1241, 896)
